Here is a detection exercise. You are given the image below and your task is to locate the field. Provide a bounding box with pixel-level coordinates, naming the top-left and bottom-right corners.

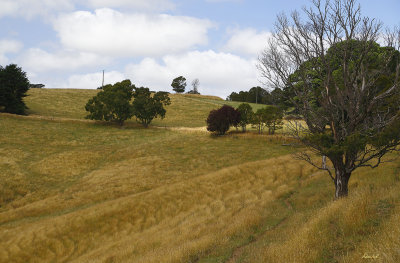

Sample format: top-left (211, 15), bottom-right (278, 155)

top-left (24, 89), bottom-right (265, 128)
top-left (0, 89), bottom-right (399, 262)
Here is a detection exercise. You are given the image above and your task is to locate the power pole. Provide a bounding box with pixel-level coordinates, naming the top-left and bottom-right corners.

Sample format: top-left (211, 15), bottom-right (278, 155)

top-left (256, 87), bottom-right (258, 104)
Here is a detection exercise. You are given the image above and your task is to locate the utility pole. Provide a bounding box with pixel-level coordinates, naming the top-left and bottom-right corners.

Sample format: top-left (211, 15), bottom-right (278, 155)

top-left (256, 87), bottom-right (258, 104)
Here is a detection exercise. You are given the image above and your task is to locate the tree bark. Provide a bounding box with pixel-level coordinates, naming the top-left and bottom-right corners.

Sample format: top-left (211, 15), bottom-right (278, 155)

top-left (334, 168), bottom-right (350, 199)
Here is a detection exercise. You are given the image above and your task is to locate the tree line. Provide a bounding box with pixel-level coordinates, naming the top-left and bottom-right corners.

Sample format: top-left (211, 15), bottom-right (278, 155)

top-left (226, 86), bottom-right (284, 105)
top-left (226, 86), bottom-right (297, 115)
top-left (206, 103), bottom-right (283, 135)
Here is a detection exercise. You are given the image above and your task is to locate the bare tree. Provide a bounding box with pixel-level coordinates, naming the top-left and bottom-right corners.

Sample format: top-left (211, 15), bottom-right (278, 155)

top-left (259, 0), bottom-right (400, 199)
top-left (191, 78), bottom-right (200, 94)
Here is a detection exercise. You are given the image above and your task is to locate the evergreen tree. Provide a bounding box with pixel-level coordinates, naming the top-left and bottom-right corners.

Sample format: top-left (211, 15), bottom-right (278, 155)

top-left (0, 64), bottom-right (30, 115)
top-left (171, 76), bottom-right (186, 93)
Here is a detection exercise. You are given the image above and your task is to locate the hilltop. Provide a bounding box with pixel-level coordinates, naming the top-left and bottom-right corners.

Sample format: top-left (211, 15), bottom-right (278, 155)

top-left (0, 89), bottom-right (399, 262)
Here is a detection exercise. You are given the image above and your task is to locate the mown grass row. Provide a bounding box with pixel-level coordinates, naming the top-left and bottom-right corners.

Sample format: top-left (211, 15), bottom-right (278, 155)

top-left (0, 114), bottom-right (300, 262)
top-left (238, 160), bottom-right (400, 263)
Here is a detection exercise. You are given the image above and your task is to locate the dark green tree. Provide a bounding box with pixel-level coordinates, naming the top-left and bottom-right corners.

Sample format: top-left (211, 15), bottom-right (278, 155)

top-left (248, 86), bottom-right (268, 104)
top-left (85, 79), bottom-right (134, 126)
top-left (206, 105), bottom-right (240, 135)
top-left (29, 84), bottom-right (45, 89)
top-left (132, 87), bottom-right (171, 128)
top-left (236, 103), bottom-right (254, 132)
top-left (0, 64), bottom-right (30, 115)
top-left (264, 106), bottom-right (284, 135)
top-left (269, 88), bottom-right (285, 108)
top-left (259, 0), bottom-right (400, 198)
top-left (252, 107), bottom-right (269, 134)
top-left (171, 76), bottom-right (186, 93)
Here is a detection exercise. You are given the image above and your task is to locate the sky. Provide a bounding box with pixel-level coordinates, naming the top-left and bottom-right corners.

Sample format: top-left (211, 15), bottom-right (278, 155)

top-left (1, 0), bottom-right (399, 99)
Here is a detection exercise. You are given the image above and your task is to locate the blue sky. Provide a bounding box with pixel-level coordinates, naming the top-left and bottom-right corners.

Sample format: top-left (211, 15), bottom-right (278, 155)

top-left (1, 0), bottom-right (399, 98)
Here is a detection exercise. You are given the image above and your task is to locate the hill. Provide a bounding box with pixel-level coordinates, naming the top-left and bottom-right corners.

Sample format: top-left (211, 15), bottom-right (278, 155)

top-left (25, 89), bottom-right (266, 127)
top-left (0, 89), bottom-right (399, 262)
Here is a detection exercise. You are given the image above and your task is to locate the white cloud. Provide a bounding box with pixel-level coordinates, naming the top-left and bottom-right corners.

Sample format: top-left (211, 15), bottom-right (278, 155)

top-left (87, 0), bottom-right (175, 11)
top-left (0, 0), bottom-right (175, 19)
top-left (53, 8), bottom-right (213, 57)
top-left (0, 39), bottom-right (23, 65)
top-left (0, 39), bottom-right (23, 54)
top-left (125, 50), bottom-right (259, 98)
top-left (19, 48), bottom-right (110, 72)
top-left (62, 71), bottom-right (126, 89)
top-left (223, 28), bottom-right (272, 56)
top-left (0, 0), bottom-right (74, 19)
top-left (21, 49), bottom-right (260, 97)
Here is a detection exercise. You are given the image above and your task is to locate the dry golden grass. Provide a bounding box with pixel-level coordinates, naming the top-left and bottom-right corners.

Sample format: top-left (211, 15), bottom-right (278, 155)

top-left (26, 88), bottom-right (99, 119)
top-left (2, 89), bottom-right (400, 263)
top-left (234, 156), bottom-right (400, 263)
top-left (343, 202), bottom-right (400, 263)
top-left (25, 89), bottom-right (268, 128)
top-left (0, 154), bottom-right (314, 263)
top-left (0, 114), bottom-right (301, 263)
top-left (25, 89), bottom-right (221, 127)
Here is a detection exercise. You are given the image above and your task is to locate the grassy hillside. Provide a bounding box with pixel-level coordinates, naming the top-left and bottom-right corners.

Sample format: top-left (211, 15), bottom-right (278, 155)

top-left (25, 89), bottom-right (264, 127)
top-left (1, 89), bottom-right (399, 262)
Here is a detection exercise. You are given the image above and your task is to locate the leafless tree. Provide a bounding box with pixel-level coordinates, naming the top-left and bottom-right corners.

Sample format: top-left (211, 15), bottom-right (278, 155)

top-left (259, 0), bottom-right (400, 199)
top-left (191, 78), bottom-right (200, 94)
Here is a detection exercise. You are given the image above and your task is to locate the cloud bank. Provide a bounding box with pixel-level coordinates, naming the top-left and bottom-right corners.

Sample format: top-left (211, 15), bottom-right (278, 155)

top-left (2, 1), bottom-right (269, 98)
top-left (126, 50), bottom-right (259, 98)
top-left (53, 8), bottom-right (213, 57)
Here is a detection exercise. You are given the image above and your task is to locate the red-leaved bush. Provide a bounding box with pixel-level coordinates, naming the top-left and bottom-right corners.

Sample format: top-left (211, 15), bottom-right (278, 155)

top-left (206, 105), bottom-right (240, 135)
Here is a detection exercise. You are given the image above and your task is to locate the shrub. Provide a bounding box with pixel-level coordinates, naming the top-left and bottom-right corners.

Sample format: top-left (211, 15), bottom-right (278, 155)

top-left (206, 105), bottom-right (240, 135)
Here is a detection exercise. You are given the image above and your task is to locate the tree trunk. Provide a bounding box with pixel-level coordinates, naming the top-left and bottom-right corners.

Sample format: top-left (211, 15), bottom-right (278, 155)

top-left (334, 168), bottom-right (350, 199)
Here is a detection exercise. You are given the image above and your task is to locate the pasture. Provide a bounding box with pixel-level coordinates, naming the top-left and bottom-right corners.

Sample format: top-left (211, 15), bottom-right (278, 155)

top-left (0, 89), bottom-right (399, 262)
top-left (25, 89), bottom-right (265, 128)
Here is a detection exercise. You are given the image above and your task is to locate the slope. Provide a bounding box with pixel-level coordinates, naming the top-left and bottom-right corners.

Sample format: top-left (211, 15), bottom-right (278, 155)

top-left (25, 89), bottom-right (264, 128)
top-left (0, 88), bottom-right (399, 262)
